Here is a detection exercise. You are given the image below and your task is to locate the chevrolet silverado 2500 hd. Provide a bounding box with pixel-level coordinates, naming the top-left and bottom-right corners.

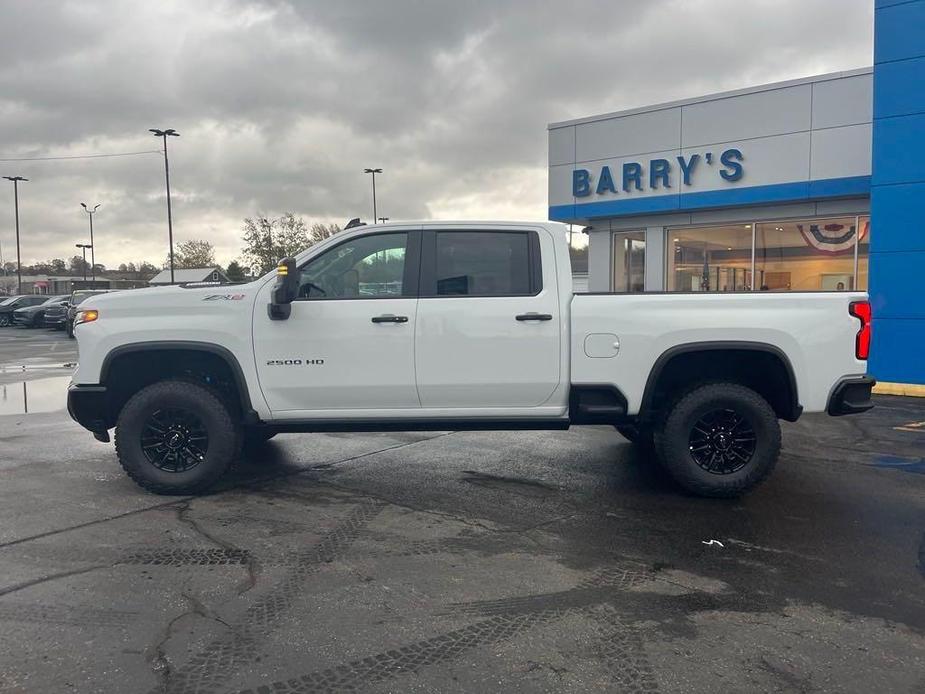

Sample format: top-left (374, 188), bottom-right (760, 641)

top-left (67, 221), bottom-right (874, 497)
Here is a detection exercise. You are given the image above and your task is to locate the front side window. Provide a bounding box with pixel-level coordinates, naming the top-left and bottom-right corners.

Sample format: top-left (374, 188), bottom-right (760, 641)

top-left (434, 231), bottom-right (533, 296)
top-left (298, 232), bottom-right (407, 299)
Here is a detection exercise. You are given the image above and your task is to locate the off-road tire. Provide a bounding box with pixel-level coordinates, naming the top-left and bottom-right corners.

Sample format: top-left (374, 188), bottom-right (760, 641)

top-left (616, 424), bottom-right (656, 456)
top-left (243, 428), bottom-right (277, 448)
top-left (114, 380), bottom-right (239, 495)
top-left (653, 382), bottom-right (780, 498)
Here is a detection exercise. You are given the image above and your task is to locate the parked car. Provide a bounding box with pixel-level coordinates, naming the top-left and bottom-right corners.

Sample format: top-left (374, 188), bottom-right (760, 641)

top-left (68, 220), bottom-right (874, 498)
top-left (0, 295), bottom-right (49, 327)
top-left (42, 301), bottom-right (69, 330)
top-left (13, 295), bottom-right (68, 327)
top-left (66, 290), bottom-right (114, 337)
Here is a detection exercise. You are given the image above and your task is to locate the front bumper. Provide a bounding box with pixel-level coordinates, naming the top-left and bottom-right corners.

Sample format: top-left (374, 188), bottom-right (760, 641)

top-left (827, 376), bottom-right (876, 416)
top-left (67, 383), bottom-right (110, 440)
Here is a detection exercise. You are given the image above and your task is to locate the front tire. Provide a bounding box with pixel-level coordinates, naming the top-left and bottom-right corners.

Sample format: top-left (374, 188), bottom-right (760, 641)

top-left (654, 383), bottom-right (780, 498)
top-left (114, 380), bottom-right (239, 495)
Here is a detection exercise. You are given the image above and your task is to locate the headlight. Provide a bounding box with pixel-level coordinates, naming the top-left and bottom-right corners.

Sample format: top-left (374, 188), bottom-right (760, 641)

top-left (74, 309), bottom-right (99, 326)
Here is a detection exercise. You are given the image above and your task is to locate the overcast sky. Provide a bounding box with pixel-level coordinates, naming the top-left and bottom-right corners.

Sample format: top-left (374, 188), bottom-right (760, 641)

top-left (0, 0), bottom-right (873, 269)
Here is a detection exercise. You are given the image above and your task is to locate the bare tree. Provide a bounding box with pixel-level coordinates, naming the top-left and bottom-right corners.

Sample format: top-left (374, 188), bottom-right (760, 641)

top-left (240, 214), bottom-right (340, 275)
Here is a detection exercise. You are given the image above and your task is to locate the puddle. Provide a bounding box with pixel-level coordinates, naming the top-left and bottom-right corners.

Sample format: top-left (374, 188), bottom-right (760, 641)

top-left (867, 455), bottom-right (925, 475)
top-left (0, 376), bottom-right (71, 415)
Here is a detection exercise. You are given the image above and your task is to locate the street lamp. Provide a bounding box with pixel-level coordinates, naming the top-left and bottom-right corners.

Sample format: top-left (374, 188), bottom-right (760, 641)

top-left (378, 217), bottom-right (389, 223)
top-left (150, 128), bottom-right (180, 284)
top-left (3, 176), bottom-right (27, 295)
top-left (363, 168), bottom-right (382, 223)
top-left (80, 203), bottom-right (100, 283)
top-left (75, 243), bottom-right (92, 282)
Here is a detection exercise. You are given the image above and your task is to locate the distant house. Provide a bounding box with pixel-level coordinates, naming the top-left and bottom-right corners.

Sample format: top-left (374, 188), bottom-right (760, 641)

top-left (148, 267), bottom-right (229, 286)
top-left (0, 274), bottom-right (148, 296)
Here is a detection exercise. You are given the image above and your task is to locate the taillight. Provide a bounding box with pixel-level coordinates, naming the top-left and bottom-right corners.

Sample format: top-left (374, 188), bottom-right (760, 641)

top-left (849, 301), bottom-right (871, 360)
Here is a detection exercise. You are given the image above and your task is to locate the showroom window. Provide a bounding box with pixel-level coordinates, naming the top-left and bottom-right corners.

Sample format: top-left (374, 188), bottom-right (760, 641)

top-left (666, 215), bottom-right (870, 292)
top-left (666, 225), bottom-right (754, 291)
top-left (612, 231), bottom-right (646, 292)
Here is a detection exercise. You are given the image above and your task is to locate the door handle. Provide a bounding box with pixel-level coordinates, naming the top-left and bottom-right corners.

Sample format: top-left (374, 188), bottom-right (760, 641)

top-left (515, 313), bottom-right (553, 322)
top-left (371, 314), bottom-right (409, 323)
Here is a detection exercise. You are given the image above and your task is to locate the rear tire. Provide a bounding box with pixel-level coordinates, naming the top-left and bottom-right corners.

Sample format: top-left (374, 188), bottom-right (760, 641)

top-left (653, 383), bottom-right (780, 498)
top-left (0, 315), bottom-right (9, 327)
top-left (243, 428), bottom-right (277, 448)
top-left (114, 380), bottom-right (239, 495)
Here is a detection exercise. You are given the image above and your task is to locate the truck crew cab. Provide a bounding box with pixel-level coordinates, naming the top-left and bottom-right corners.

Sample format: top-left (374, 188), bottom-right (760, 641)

top-left (68, 221), bottom-right (874, 497)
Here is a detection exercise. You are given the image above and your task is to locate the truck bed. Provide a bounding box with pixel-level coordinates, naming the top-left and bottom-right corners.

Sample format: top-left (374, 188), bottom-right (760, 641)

top-left (569, 291), bottom-right (868, 415)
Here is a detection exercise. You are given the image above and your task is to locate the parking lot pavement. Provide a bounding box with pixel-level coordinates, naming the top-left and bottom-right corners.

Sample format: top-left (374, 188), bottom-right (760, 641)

top-left (0, 331), bottom-right (923, 693)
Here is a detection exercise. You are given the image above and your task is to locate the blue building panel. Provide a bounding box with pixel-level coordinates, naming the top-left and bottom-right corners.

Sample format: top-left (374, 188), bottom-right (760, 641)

top-left (870, 0), bottom-right (925, 383)
top-left (549, 176), bottom-right (871, 222)
top-left (874, 0), bottom-right (925, 64)
top-left (869, 182), bottom-right (925, 252)
top-left (868, 249), bottom-right (925, 319)
top-left (871, 113), bottom-right (925, 185)
top-left (873, 56), bottom-right (925, 118)
top-left (868, 318), bottom-right (925, 384)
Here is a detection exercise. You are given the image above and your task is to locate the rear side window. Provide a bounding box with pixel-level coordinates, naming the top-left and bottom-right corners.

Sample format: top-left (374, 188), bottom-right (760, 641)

top-left (432, 231), bottom-right (539, 296)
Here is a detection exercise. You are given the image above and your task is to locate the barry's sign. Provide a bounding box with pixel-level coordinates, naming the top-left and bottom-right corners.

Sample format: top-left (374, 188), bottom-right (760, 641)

top-left (572, 148), bottom-right (744, 198)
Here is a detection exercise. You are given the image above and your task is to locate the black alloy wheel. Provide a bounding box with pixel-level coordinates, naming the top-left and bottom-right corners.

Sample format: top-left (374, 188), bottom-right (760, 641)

top-left (0, 314), bottom-right (10, 327)
top-left (141, 407), bottom-right (210, 473)
top-left (688, 408), bottom-right (757, 475)
top-left (653, 382), bottom-right (781, 498)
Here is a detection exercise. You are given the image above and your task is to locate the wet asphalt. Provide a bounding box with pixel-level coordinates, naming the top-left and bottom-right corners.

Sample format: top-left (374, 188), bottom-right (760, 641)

top-left (0, 328), bottom-right (923, 693)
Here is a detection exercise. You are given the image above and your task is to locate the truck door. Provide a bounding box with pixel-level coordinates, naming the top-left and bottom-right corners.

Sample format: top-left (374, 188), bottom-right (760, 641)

top-left (253, 230), bottom-right (421, 414)
top-left (414, 228), bottom-right (561, 409)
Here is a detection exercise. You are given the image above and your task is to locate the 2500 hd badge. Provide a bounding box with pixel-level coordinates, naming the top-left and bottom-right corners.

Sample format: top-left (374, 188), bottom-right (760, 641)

top-left (266, 359), bottom-right (325, 366)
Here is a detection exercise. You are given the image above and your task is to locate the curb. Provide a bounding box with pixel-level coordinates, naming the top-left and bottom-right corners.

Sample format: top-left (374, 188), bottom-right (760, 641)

top-left (873, 381), bottom-right (925, 398)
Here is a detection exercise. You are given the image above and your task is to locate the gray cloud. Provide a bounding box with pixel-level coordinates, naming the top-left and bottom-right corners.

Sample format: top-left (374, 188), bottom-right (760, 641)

top-left (0, 0), bottom-right (873, 268)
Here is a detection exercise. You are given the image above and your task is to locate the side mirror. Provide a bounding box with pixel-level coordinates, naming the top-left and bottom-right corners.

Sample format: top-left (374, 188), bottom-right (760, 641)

top-left (268, 257), bottom-right (299, 320)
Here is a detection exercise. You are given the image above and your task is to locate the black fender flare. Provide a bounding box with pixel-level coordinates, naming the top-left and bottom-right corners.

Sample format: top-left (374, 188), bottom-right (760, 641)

top-left (100, 341), bottom-right (256, 418)
top-left (638, 341), bottom-right (801, 421)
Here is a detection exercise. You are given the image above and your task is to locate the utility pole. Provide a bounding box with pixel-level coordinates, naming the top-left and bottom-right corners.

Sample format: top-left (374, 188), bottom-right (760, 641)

top-left (3, 176), bottom-right (27, 294)
top-left (149, 128), bottom-right (180, 284)
top-left (80, 203), bottom-right (100, 283)
top-left (76, 244), bottom-right (92, 282)
top-left (364, 168), bottom-right (382, 223)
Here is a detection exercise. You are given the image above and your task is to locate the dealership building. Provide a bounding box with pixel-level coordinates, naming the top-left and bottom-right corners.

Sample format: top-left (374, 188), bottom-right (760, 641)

top-left (548, 0), bottom-right (925, 387)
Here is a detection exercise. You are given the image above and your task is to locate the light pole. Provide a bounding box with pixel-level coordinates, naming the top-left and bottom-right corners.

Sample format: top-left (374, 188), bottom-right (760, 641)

top-left (150, 128), bottom-right (180, 284)
top-left (80, 203), bottom-right (100, 283)
top-left (378, 217), bottom-right (389, 223)
top-left (75, 243), bottom-right (92, 282)
top-left (364, 168), bottom-right (382, 223)
top-left (3, 176), bottom-right (27, 295)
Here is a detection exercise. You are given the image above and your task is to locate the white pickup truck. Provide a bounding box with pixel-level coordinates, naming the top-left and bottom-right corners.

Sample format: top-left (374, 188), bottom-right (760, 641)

top-left (68, 221), bottom-right (874, 497)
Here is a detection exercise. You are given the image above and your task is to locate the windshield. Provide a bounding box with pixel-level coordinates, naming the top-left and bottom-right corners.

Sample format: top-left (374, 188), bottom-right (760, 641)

top-left (0, 296), bottom-right (20, 306)
top-left (40, 296), bottom-right (66, 306)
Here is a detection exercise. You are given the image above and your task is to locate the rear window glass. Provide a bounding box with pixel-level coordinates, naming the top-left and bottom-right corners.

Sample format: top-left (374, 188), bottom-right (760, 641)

top-left (434, 232), bottom-right (532, 296)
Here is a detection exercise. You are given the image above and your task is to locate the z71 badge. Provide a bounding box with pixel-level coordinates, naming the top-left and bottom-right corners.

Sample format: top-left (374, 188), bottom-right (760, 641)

top-left (203, 294), bottom-right (246, 301)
